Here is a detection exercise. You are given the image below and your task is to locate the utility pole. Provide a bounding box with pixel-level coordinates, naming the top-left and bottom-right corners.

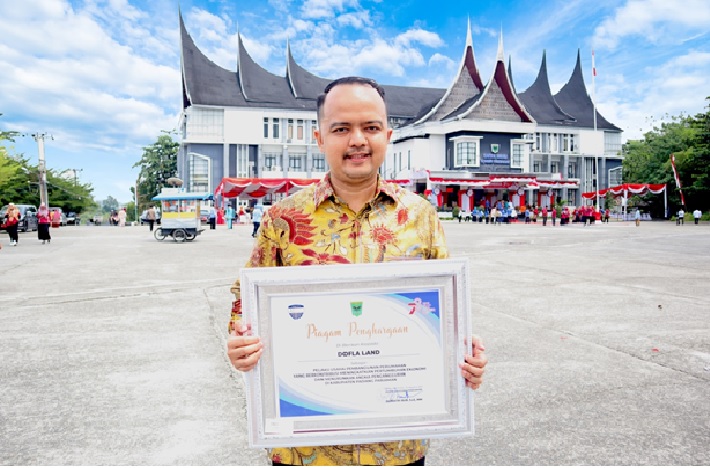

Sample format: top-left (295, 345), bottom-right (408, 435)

top-left (69, 168), bottom-right (83, 185)
top-left (31, 133), bottom-right (53, 207)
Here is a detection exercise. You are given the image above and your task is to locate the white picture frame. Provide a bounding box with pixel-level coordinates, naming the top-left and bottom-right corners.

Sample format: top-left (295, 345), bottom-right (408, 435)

top-left (239, 258), bottom-right (474, 448)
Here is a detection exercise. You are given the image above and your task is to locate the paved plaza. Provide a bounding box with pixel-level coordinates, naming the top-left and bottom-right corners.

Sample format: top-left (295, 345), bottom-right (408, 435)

top-left (1, 219), bottom-right (708, 465)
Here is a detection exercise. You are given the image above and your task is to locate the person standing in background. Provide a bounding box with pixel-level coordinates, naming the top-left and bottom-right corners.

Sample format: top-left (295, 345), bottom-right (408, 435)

top-left (250, 205), bottom-right (264, 237)
top-left (208, 204), bottom-right (217, 230)
top-left (677, 208), bottom-right (685, 225)
top-left (37, 204), bottom-right (51, 244)
top-left (635, 208), bottom-right (641, 227)
top-left (117, 208), bottom-right (127, 227)
top-left (3, 203), bottom-right (21, 246)
top-left (51, 209), bottom-right (61, 228)
top-left (146, 205), bottom-right (157, 231)
top-left (693, 209), bottom-right (701, 225)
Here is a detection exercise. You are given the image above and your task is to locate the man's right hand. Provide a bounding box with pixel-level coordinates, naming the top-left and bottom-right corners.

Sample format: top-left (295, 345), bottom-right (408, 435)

top-left (227, 326), bottom-right (263, 372)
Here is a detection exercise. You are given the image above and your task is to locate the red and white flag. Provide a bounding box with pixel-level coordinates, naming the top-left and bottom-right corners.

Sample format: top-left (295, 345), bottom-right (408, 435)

top-left (592, 49), bottom-right (597, 77)
top-left (670, 153), bottom-right (686, 207)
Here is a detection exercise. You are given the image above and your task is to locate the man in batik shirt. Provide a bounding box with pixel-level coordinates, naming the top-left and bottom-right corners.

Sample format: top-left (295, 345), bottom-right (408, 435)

top-left (228, 76), bottom-right (488, 466)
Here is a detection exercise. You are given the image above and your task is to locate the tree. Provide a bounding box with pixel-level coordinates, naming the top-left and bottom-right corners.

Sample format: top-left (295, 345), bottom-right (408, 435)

top-left (133, 133), bottom-right (178, 211)
top-left (684, 98), bottom-right (710, 206)
top-left (102, 196), bottom-right (119, 213)
top-left (622, 101), bottom-right (710, 215)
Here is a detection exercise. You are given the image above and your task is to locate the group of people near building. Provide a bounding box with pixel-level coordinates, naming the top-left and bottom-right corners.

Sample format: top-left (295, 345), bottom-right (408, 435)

top-left (455, 201), bottom-right (614, 227)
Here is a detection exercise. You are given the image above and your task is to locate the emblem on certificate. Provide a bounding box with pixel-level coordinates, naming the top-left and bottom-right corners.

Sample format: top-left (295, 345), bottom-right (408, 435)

top-left (240, 258), bottom-right (474, 447)
top-left (350, 301), bottom-right (363, 316)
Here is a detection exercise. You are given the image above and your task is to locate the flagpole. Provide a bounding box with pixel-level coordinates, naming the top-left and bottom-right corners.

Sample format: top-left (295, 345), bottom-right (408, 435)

top-left (592, 49), bottom-right (600, 208)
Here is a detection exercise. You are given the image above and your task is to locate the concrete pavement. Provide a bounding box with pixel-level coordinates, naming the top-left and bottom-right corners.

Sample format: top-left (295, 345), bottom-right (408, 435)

top-left (1, 219), bottom-right (708, 465)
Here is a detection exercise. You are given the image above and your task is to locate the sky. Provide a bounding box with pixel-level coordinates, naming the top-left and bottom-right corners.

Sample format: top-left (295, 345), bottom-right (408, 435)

top-left (1, 0), bottom-right (709, 203)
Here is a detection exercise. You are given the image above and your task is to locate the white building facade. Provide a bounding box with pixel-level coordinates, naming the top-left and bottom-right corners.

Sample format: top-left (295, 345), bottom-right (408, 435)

top-left (178, 14), bottom-right (623, 209)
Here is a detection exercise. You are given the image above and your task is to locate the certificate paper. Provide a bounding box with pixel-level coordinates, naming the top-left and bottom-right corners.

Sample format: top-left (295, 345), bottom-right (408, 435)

top-left (272, 288), bottom-right (445, 417)
top-left (240, 259), bottom-right (473, 447)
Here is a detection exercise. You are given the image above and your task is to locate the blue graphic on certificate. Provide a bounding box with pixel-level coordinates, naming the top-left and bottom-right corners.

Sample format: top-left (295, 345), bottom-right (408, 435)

top-left (269, 288), bottom-right (446, 418)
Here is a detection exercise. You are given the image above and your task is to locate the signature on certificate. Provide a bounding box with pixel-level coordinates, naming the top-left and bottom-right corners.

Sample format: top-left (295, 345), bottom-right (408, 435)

top-left (383, 386), bottom-right (423, 401)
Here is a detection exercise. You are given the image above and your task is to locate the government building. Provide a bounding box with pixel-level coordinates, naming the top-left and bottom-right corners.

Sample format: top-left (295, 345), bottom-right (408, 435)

top-left (177, 13), bottom-right (623, 211)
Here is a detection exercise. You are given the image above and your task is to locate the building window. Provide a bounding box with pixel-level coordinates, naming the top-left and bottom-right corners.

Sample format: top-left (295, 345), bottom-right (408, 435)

top-left (313, 153), bottom-right (326, 171)
top-left (512, 143), bottom-right (523, 167)
top-left (263, 118), bottom-right (269, 139)
top-left (550, 161), bottom-right (560, 174)
top-left (534, 133), bottom-right (541, 151)
top-left (568, 162), bottom-right (578, 178)
top-left (561, 134), bottom-right (576, 152)
top-left (188, 152), bottom-right (210, 192)
top-left (287, 119), bottom-right (294, 141)
top-left (297, 119), bottom-right (304, 141)
top-left (604, 132), bottom-right (622, 155)
top-left (311, 120), bottom-right (318, 143)
top-left (272, 118), bottom-right (280, 139)
top-left (289, 154), bottom-right (303, 170)
top-left (263, 153), bottom-right (278, 170)
top-left (456, 142), bottom-right (477, 166)
top-left (186, 107), bottom-right (223, 139)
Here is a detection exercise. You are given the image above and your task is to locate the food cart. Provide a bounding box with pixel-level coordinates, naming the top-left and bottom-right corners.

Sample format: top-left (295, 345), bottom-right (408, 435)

top-left (151, 188), bottom-right (211, 242)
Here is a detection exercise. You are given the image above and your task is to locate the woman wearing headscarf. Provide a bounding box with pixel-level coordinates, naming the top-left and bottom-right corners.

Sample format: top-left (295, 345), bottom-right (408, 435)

top-left (37, 204), bottom-right (51, 244)
top-left (3, 203), bottom-right (21, 246)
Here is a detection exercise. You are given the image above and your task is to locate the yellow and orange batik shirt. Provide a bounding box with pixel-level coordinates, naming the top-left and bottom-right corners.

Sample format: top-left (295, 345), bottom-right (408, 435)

top-left (230, 173), bottom-right (449, 466)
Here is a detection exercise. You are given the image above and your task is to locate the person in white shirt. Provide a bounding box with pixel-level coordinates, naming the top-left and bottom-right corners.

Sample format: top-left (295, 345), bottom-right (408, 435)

top-left (693, 209), bottom-right (702, 225)
top-left (677, 209), bottom-right (685, 225)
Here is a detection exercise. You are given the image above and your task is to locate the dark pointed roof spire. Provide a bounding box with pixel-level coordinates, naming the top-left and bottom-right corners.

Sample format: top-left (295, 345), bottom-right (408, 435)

top-left (285, 38), bottom-right (298, 97)
top-left (180, 10), bottom-right (247, 107)
top-left (519, 50), bottom-right (576, 125)
top-left (554, 48), bottom-right (620, 130)
top-left (236, 33), bottom-right (248, 99)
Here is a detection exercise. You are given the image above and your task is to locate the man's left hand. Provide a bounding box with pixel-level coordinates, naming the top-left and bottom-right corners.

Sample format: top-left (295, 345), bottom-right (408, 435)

top-left (459, 335), bottom-right (487, 390)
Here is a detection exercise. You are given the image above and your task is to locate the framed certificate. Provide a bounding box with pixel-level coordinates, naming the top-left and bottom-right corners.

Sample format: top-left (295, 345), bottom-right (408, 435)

top-left (239, 258), bottom-right (473, 448)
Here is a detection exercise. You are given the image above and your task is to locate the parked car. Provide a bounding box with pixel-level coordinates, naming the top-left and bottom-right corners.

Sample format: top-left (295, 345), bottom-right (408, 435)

top-left (200, 209), bottom-right (209, 224)
top-left (89, 213), bottom-right (104, 225)
top-left (140, 209), bottom-right (162, 226)
top-left (50, 207), bottom-right (67, 226)
top-left (0, 204), bottom-right (39, 232)
top-left (66, 211), bottom-right (81, 225)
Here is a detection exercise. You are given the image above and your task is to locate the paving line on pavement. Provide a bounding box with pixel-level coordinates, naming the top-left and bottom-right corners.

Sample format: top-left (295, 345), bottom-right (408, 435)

top-left (11, 277), bottom-right (237, 306)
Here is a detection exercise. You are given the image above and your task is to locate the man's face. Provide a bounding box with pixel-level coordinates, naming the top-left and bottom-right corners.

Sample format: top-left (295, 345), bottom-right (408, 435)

top-left (315, 84), bottom-right (392, 186)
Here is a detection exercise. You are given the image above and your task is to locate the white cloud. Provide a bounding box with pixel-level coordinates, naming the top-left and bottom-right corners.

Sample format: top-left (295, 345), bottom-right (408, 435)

top-left (336, 10), bottom-right (371, 29)
top-left (293, 19), bottom-right (315, 32)
top-left (471, 24), bottom-right (497, 39)
top-left (597, 49), bottom-right (710, 139)
top-left (428, 53), bottom-right (455, 68)
top-left (395, 29), bottom-right (444, 48)
top-left (301, 35), bottom-right (431, 78)
top-left (241, 36), bottom-right (276, 66)
top-left (300, 0), bottom-right (358, 19)
top-left (593, 0), bottom-right (710, 49)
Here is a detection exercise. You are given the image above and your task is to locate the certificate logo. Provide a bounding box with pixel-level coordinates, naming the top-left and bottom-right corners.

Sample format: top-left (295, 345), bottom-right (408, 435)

top-left (350, 301), bottom-right (363, 317)
top-left (288, 304), bottom-right (304, 320)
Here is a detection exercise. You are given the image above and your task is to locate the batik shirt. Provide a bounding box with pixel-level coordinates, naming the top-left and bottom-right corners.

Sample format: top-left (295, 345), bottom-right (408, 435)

top-left (230, 174), bottom-right (448, 466)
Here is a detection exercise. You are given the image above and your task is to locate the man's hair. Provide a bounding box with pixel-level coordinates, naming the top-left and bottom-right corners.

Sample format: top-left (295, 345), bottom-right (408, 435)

top-left (316, 76), bottom-right (386, 125)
